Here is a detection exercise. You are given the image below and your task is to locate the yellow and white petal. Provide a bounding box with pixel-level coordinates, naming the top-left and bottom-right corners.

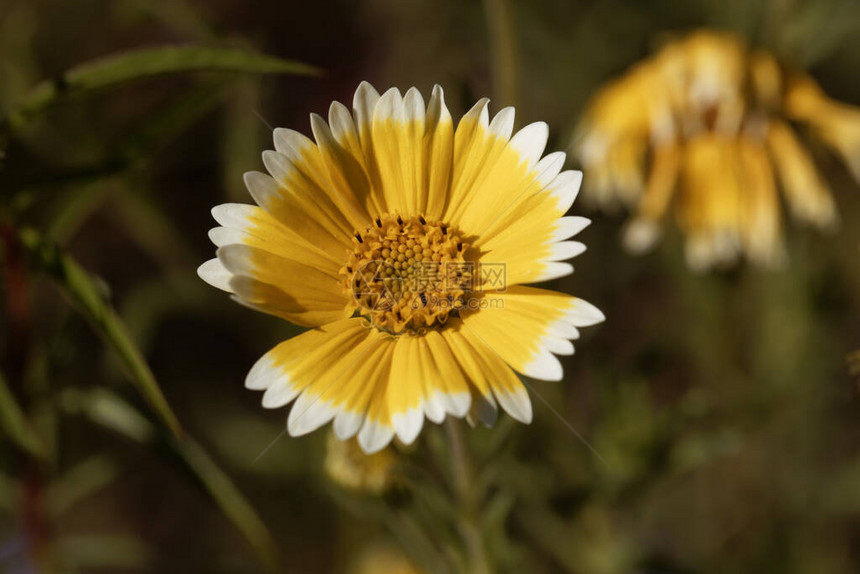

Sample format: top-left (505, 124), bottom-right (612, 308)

top-left (447, 118), bottom-right (557, 238)
top-left (488, 107), bottom-right (516, 140)
top-left (767, 120), bottom-right (837, 228)
top-left (267, 127), bottom-right (370, 235)
top-left (475, 168), bottom-right (588, 286)
top-left (460, 286), bottom-right (604, 382)
top-left (622, 140), bottom-right (680, 253)
top-left (508, 122), bottom-right (550, 168)
top-left (217, 244), bottom-right (350, 327)
top-left (308, 113), bottom-right (375, 227)
top-left (386, 332), bottom-right (473, 445)
top-left (369, 87), bottom-right (426, 215)
top-left (423, 84), bottom-right (455, 219)
top-left (246, 319), bottom-right (400, 450)
top-left (246, 318), bottom-right (368, 403)
top-left (738, 138), bottom-right (785, 268)
top-left (545, 169), bottom-right (583, 214)
top-left (208, 203), bottom-right (341, 274)
top-left (330, 338), bottom-right (395, 441)
top-left (328, 101), bottom-right (364, 166)
top-left (443, 320), bottom-right (531, 423)
top-left (197, 258), bottom-right (233, 292)
top-left (243, 170), bottom-right (352, 257)
top-left (441, 323), bottom-right (503, 425)
top-left (388, 336), bottom-right (425, 444)
top-left (443, 97), bottom-right (491, 220)
top-left (353, 81), bottom-right (382, 146)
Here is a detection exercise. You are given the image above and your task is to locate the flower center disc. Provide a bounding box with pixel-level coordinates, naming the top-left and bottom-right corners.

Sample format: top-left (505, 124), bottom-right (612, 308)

top-left (342, 214), bottom-right (472, 334)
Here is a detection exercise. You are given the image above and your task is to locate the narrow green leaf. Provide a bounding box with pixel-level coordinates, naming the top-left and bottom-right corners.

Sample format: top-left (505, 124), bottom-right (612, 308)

top-left (60, 388), bottom-right (281, 572)
top-left (19, 228), bottom-right (183, 439)
top-left (3, 45), bottom-right (321, 132)
top-left (0, 369), bottom-right (46, 459)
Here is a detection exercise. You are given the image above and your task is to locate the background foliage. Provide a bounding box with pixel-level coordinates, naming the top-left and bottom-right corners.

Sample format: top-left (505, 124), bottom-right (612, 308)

top-left (1, 0), bottom-right (859, 572)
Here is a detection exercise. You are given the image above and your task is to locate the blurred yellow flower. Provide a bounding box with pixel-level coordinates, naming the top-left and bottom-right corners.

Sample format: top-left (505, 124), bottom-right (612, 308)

top-left (324, 432), bottom-right (395, 494)
top-left (575, 30), bottom-right (859, 270)
top-left (199, 82), bottom-right (603, 453)
top-left (350, 542), bottom-right (422, 574)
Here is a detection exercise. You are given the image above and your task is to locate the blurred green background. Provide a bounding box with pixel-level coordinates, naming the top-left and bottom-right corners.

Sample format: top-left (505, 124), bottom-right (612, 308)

top-left (1, 0), bottom-right (860, 572)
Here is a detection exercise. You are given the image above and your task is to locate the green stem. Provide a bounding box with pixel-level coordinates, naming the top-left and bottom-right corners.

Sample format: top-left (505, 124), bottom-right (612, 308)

top-left (444, 419), bottom-right (492, 574)
top-left (18, 228), bottom-right (184, 438)
top-left (483, 0), bottom-right (519, 107)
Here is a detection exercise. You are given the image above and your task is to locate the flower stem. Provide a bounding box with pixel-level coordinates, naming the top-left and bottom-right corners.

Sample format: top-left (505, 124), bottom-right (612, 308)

top-left (483, 0), bottom-right (519, 107)
top-left (444, 419), bottom-right (492, 574)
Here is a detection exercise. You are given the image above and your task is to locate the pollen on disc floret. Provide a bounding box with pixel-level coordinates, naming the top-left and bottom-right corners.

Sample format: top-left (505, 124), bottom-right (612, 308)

top-left (341, 214), bottom-right (473, 334)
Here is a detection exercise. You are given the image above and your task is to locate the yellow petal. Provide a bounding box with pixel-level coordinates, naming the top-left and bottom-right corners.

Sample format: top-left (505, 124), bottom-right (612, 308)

top-left (446, 115), bottom-right (553, 239)
top-left (246, 319), bottom-right (398, 453)
top-left (309, 113), bottom-right (374, 228)
top-left (767, 120), bottom-right (836, 227)
top-left (351, 82), bottom-right (386, 215)
top-left (387, 332), bottom-right (472, 444)
top-left (738, 138), bottom-right (784, 267)
top-left (677, 135), bottom-right (744, 270)
top-left (244, 170), bottom-right (352, 257)
top-left (423, 85), bottom-right (455, 219)
top-left (207, 203), bottom-right (340, 274)
top-left (370, 87), bottom-right (425, 214)
top-left (474, 166), bottom-right (587, 285)
top-left (440, 321), bottom-right (513, 424)
top-left (623, 140), bottom-right (680, 253)
top-left (460, 286), bottom-right (603, 382)
top-left (217, 244), bottom-right (350, 327)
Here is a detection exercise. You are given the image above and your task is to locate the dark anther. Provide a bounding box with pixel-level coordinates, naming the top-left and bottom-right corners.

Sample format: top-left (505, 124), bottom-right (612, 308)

top-left (441, 225), bottom-right (447, 235)
top-left (397, 215), bottom-right (403, 225)
top-left (375, 217), bottom-right (382, 227)
top-left (418, 215), bottom-right (426, 225)
top-left (355, 234), bottom-right (363, 243)
top-left (419, 293), bottom-right (427, 306)
top-left (346, 265), bottom-right (353, 273)
top-left (456, 242), bottom-right (463, 252)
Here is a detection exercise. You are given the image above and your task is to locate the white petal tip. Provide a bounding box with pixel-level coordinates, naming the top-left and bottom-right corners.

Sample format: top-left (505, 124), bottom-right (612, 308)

top-left (197, 258), bottom-right (233, 292)
top-left (537, 262), bottom-right (574, 282)
top-left (358, 421), bottom-right (395, 454)
top-left (522, 350), bottom-right (563, 382)
top-left (569, 299), bottom-right (605, 326)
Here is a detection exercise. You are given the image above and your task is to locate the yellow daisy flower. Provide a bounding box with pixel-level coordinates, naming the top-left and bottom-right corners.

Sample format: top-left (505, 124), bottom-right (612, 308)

top-left (199, 82), bottom-right (603, 453)
top-left (575, 30), bottom-right (858, 270)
